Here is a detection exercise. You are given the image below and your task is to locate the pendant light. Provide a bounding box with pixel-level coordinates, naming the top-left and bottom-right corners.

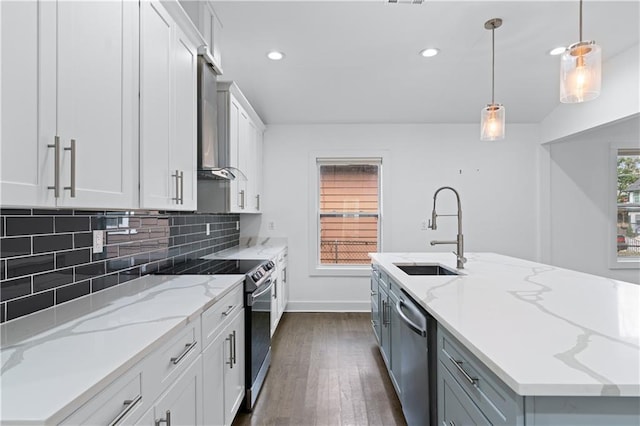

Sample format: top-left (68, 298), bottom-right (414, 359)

top-left (560, 0), bottom-right (601, 103)
top-left (480, 18), bottom-right (505, 141)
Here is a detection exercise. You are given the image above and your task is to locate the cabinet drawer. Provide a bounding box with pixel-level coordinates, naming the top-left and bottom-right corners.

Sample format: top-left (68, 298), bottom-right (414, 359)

top-left (201, 285), bottom-right (244, 349)
top-left (145, 320), bottom-right (201, 402)
top-left (61, 366), bottom-right (145, 425)
top-left (438, 326), bottom-right (523, 426)
top-left (439, 361), bottom-right (491, 426)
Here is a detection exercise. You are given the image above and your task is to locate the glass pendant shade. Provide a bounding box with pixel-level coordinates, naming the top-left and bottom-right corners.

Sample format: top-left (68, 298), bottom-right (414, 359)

top-left (480, 104), bottom-right (505, 141)
top-left (560, 41), bottom-right (601, 103)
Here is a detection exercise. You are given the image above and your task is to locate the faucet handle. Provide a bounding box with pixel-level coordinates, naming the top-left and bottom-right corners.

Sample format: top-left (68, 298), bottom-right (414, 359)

top-left (452, 251), bottom-right (467, 263)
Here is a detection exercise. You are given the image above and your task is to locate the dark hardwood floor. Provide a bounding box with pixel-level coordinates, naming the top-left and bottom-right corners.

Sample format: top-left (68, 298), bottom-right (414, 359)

top-left (232, 312), bottom-right (406, 426)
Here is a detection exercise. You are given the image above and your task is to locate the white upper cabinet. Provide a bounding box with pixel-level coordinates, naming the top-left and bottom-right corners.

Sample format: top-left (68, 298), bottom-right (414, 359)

top-left (1, 0), bottom-right (138, 209)
top-left (179, 0), bottom-right (223, 74)
top-left (140, 0), bottom-right (198, 211)
top-left (214, 82), bottom-right (265, 214)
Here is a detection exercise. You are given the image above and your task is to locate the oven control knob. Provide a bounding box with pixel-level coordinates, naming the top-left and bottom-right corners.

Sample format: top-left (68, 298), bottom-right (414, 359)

top-left (265, 261), bottom-right (275, 270)
top-left (252, 271), bottom-right (262, 281)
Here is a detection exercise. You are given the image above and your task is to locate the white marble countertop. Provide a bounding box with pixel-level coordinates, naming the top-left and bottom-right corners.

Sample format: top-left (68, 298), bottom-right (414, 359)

top-left (205, 237), bottom-right (287, 261)
top-left (369, 252), bottom-right (640, 397)
top-left (0, 274), bottom-right (245, 424)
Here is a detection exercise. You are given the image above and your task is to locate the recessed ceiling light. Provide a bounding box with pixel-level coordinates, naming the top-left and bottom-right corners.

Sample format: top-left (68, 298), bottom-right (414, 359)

top-left (419, 48), bottom-right (440, 58)
top-left (548, 46), bottom-right (566, 56)
top-left (267, 51), bottom-right (285, 61)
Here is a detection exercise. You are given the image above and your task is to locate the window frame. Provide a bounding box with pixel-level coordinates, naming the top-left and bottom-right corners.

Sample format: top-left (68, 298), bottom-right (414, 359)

top-left (609, 143), bottom-right (640, 270)
top-left (308, 150), bottom-right (390, 277)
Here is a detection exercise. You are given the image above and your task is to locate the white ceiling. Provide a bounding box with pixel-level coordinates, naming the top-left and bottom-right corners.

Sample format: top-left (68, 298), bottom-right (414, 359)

top-left (212, 1), bottom-right (640, 125)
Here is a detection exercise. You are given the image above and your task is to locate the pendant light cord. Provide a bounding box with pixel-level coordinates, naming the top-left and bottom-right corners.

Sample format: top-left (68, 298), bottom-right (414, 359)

top-left (579, 0), bottom-right (583, 42)
top-left (491, 25), bottom-right (495, 105)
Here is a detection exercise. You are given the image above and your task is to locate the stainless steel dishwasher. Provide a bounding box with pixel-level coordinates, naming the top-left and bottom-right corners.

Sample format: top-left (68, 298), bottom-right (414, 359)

top-left (395, 290), bottom-right (437, 426)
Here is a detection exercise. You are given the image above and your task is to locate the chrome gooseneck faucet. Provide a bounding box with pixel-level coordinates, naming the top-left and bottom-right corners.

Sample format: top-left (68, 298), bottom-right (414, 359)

top-left (428, 186), bottom-right (466, 269)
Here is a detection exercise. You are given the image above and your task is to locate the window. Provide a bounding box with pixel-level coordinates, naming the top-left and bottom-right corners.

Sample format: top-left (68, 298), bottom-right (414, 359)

top-left (317, 159), bottom-right (381, 266)
top-left (615, 148), bottom-right (640, 265)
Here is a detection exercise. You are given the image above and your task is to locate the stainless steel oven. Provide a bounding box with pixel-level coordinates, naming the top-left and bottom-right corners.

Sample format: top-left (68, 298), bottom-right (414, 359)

top-left (155, 257), bottom-right (275, 411)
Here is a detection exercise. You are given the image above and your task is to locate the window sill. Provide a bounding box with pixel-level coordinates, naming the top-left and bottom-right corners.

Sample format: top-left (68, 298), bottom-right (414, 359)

top-left (309, 265), bottom-right (371, 277)
top-left (609, 258), bottom-right (640, 270)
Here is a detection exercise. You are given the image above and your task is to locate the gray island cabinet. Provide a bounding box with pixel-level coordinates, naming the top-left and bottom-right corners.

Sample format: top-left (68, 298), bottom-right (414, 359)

top-left (370, 252), bottom-right (640, 426)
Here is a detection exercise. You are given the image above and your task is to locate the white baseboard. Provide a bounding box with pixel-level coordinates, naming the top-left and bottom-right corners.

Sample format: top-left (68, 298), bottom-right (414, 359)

top-left (285, 300), bottom-right (370, 312)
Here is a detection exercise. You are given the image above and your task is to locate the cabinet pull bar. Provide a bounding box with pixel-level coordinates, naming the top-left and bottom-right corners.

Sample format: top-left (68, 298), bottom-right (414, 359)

top-left (155, 410), bottom-right (171, 426)
top-left (448, 354), bottom-right (479, 386)
top-left (231, 329), bottom-right (237, 365)
top-left (47, 136), bottom-right (60, 197)
top-left (63, 139), bottom-right (76, 197)
top-left (170, 341), bottom-right (197, 365)
top-left (240, 189), bottom-right (245, 209)
top-left (179, 170), bottom-right (184, 204)
top-left (108, 394), bottom-right (142, 426)
top-left (172, 170), bottom-right (180, 203)
top-left (221, 305), bottom-right (235, 316)
top-left (256, 194), bottom-right (260, 210)
top-left (226, 334), bottom-right (233, 367)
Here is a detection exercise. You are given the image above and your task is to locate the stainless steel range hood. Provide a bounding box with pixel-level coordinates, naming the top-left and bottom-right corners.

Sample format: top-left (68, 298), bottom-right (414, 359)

top-left (197, 55), bottom-right (244, 181)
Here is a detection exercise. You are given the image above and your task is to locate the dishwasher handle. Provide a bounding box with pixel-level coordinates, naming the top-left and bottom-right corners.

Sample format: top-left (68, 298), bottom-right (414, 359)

top-left (395, 299), bottom-right (427, 337)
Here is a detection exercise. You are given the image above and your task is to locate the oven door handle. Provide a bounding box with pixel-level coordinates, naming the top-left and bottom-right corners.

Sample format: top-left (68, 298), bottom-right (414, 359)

top-left (251, 278), bottom-right (274, 302)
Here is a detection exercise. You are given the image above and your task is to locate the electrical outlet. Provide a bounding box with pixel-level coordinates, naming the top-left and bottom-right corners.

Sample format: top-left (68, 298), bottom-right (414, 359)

top-left (268, 221), bottom-right (275, 230)
top-left (93, 230), bottom-right (104, 254)
top-left (206, 223), bottom-right (211, 236)
top-left (421, 221), bottom-right (429, 231)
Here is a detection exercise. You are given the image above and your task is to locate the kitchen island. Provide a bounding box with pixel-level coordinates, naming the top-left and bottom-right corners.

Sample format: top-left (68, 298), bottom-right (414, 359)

top-left (370, 252), bottom-right (640, 425)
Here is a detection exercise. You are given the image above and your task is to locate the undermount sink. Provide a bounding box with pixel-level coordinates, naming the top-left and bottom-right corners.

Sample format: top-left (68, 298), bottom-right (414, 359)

top-left (393, 263), bottom-right (459, 276)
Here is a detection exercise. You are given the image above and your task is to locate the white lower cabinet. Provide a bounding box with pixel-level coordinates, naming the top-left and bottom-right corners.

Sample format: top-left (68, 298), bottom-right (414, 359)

top-left (135, 356), bottom-right (203, 426)
top-left (59, 284), bottom-right (246, 426)
top-left (202, 307), bottom-right (245, 426)
top-left (271, 248), bottom-right (288, 336)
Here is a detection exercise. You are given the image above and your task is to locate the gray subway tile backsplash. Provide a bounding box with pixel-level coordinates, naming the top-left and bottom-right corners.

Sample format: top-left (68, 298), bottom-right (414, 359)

top-left (0, 209), bottom-right (240, 323)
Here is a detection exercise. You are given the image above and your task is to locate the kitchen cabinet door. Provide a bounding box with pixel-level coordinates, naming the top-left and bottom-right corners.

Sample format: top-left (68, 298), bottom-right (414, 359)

top-left (202, 332), bottom-right (225, 426)
top-left (1, 0), bottom-right (54, 207)
top-left (137, 356), bottom-right (203, 426)
top-left (202, 304), bottom-right (245, 426)
top-left (223, 309), bottom-right (245, 423)
top-left (1, 0), bottom-right (137, 209)
top-left (140, 0), bottom-right (197, 211)
top-left (172, 24), bottom-right (198, 211)
top-left (56, 0), bottom-right (138, 209)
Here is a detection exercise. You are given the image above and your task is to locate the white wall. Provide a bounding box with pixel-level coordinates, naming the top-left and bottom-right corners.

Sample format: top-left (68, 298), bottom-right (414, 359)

top-left (543, 116), bottom-right (640, 284)
top-left (540, 44), bottom-right (640, 144)
top-left (242, 123), bottom-right (540, 311)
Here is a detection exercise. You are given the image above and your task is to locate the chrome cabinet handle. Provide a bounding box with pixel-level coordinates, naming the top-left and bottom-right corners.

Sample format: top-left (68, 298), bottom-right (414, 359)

top-left (172, 170), bottom-right (180, 204)
top-left (47, 136), bottom-right (60, 197)
top-left (447, 353), bottom-right (479, 386)
top-left (256, 194), bottom-right (260, 210)
top-left (170, 341), bottom-right (197, 365)
top-left (283, 268), bottom-right (286, 283)
top-left (108, 394), bottom-right (142, 426)
top-left (63, 138), bottom-right (76, 197)
top-left (179, 170), bottom-right (184, 204)
top-left (370, 290), bottom-right (377, 296)
top-left (273, 278), bottom-right (278, 299)
top-left (225, 333), bottom-right (233, 367)
top-left (155, 410), bottom-right (171, 426)
top-left (381, 300), bottom-right (387, 326)
top-left (231, 330), bottom-right (237, 366)
top-left (239, 189), bottom-right (245, 209)
top-left (221, 305), bottom-right (235, 316)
